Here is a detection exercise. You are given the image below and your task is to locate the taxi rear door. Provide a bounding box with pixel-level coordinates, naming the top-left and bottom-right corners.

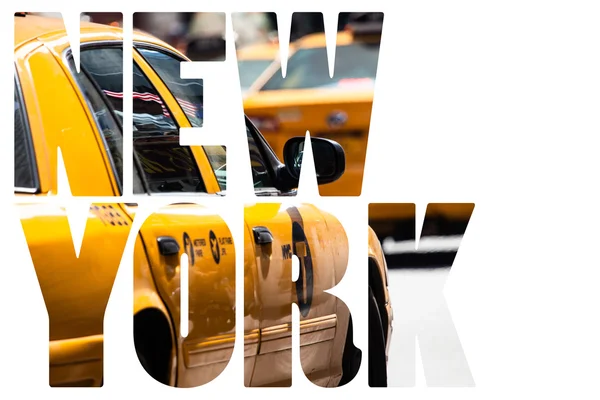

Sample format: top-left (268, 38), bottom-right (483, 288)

top-left (244, 203), bottom-right (340, 387)
top-left (123, 203), bottom-right (236, 387)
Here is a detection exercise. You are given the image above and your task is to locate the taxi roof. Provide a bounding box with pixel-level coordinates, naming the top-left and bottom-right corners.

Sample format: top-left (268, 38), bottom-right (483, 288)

top-left (14, 14), bottom-right (179, 55)
top-left (14, 14), bottom-right (121, 47)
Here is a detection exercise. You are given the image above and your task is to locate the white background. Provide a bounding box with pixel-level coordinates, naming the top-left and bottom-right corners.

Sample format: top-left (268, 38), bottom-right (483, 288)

top-left (3, 0), bottom-right (600, 398)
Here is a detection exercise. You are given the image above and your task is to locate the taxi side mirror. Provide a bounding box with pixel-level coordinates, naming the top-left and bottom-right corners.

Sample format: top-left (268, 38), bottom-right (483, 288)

top-left (283, 137), bottom-right (346, 185)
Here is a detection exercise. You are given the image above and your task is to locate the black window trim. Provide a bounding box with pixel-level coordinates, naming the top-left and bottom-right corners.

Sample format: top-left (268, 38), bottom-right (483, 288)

top-left (245, 121), bottom-right (281, 194)
top-left (14, 67), bottom-right (41, 194)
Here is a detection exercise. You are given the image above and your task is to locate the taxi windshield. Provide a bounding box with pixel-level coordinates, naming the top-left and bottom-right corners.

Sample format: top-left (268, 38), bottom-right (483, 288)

top-left (238, 59), bottom-right (273, 90)
top-left (259, 42), bottom-right (380, 91)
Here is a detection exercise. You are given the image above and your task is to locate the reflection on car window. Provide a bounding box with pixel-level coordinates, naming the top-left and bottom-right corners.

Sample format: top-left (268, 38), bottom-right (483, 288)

top-left (79, 47), bottom-right (180, 135)
top-left (294, 142), bottom-right (305, 169)
top-left (138, 47), bottom-right (226, 190)
top-left (132, 64), bottom-right (180, 135)
top-left (137, 47), bottom-right (204, 127)
top-left (132, 64), bottom-right (206, 193)
top-left (246, 125), bottom-right (274, 188)
top-left (134, 135), bottom-right (206, 193)
top-left (260, 43), bottom-right (380, 91)
top-left (76, 46), bottom-right (207, 194)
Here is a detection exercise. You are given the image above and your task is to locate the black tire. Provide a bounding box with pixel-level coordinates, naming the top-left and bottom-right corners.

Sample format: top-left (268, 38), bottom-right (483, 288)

top-left (339, 315), bottom-right (362, 386)
top-left (369, 286), bottom-right (387, 387)
top-left (134, 310), bottom-right (173, 386)
top-left (135, 337), bottom-right (159, 382)
top-left (137, 351), bottom-right (151, 377)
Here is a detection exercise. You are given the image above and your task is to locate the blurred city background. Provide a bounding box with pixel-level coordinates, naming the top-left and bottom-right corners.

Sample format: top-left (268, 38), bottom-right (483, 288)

top-left (369, 203), bottom-right (475, 387)
top-left (31, 12), bottom-right (356, 60)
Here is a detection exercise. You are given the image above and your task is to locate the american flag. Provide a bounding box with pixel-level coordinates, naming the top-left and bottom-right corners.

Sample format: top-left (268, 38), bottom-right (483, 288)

top-left (103, 90), bottom-right (201, 120)
top-left (177, 98), bottom-right (201, 119)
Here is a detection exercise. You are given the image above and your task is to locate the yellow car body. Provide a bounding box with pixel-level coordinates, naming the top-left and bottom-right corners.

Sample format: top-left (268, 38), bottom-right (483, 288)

top-left (243, 30), bottom-right (378, 197)
top-left (14, 15), bottom-right (392, 388)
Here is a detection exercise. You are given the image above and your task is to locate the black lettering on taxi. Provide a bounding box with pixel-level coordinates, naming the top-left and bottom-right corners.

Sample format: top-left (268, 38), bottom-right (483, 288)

top-left (183, 232), bottom-right (194, 266)
top-left (218, 236), bottom-right (233, 257)
top-left (193, 238), bottom-right (206, 259)
top-left (209, 230), bottom-right (220, 264)
top-left (282, 244), bottom-right (292, 260)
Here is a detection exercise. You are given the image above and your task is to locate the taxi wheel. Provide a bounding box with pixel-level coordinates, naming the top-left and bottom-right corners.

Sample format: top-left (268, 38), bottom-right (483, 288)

top-left (368, 286), bottom-right (387, 387)
top-left (134, 309), bottom-right (173, 386)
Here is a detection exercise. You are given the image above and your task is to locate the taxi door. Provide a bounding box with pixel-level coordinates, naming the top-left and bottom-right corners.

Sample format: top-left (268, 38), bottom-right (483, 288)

top-left (244, 203), bottom-right (339, 387)
top-left (124, 203), bottom-right (236, 387)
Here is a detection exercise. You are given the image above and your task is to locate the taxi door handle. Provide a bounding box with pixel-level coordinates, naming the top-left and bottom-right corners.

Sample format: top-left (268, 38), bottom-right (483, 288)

top-left (252, 226), bottom-right (273, 245)
top-left (157, 236), bottom-right (180, 256)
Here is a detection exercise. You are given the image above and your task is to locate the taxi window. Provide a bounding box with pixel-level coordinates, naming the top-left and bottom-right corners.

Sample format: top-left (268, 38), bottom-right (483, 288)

top-left (246, 125), bottom-right (274, 189)
top-left (132, 64), bottom-right (206, 193)
top-left (260, 43), bottom-right (380, 91)
top-left (137, 46), bottom-right (227, 191)
top-left (14, 79), bottom-right (37, 191)
top-left (76, 46), bottom-right (207, 194)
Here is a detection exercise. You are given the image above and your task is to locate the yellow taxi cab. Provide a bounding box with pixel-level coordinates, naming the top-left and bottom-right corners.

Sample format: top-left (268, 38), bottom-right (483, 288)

top-left (14, 13), bottom-right (393, 388)
top-left (236, 39), bottom-right (294, 97)
top-left (242, 16), bottom-right (382, 197)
